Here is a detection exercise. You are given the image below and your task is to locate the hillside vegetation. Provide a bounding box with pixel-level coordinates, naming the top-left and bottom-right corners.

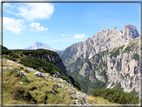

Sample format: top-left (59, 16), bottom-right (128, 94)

top-left (2, 46), bottom-right (81, 90)
top-left (2, 58), bottom-right (116, 105)
top-left (2, 46), bottom-right (117, 105)
top-left (91, 89), bottom-right (139, 104)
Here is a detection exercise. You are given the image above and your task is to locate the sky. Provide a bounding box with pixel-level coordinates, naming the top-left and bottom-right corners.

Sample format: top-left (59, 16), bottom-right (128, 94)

top-left (3, 2), bottom-right (140, 50)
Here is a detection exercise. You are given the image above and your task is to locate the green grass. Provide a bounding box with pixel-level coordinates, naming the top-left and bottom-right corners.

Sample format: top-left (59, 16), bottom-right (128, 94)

top-left (3, 63), bottom-right (75, 104)
top-left (3, 60), bottom-right (115, 105)
top-left (2, 46), bottom-right (82, 92)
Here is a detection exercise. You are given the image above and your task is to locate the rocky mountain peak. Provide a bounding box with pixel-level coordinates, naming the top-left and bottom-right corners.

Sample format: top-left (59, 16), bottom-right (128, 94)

top-left (34, 42), bottom-right (43, 47)
top-left (60, 24), bottom-right (140, 66)
top-left (113, 26), bottom-right (117, 30)
top-left (101, 28), bottom-right (106, 33)
top-left (123, 24), bottom-right (139, 39)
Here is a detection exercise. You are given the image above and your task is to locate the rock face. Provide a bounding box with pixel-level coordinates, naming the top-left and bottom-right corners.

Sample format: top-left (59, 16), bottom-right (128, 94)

top-left (64, 34), bottom-right (141, 95)
top-left (123, 24), bottom-right (140, 40)
top-left (27, 53), bottom-right (68, 76)
top-left (60, 24), bottom-right (140, 66)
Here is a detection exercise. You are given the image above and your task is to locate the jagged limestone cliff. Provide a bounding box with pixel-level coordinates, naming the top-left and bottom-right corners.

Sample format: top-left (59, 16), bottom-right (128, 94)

top-left (66, 35), bottom-right (141, 95)
top-left (60, 24), bottom-right (140, 66)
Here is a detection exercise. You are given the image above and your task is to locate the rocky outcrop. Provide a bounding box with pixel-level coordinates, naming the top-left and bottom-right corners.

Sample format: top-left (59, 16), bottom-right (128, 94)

top-left (60, 24), bottom-right (140, 66)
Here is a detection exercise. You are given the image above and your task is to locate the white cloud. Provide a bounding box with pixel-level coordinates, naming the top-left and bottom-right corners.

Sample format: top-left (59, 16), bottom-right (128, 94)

top-left (3, 17), bottom-right (26, 34)
top-left (16, 3), bottom-right (54, 21)
top-left (74, 34), bottom-right (86, 39)
top-left (30, 22), bottom-right (48, 31)
top-left (61, 34), bottom-right (71, 37)
top-left (61, 34), bottom-right (66, 36)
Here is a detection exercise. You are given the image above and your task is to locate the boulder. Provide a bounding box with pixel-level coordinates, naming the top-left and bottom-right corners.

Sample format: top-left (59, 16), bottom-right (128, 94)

top-left (35, 71), bottom-right (45, 78)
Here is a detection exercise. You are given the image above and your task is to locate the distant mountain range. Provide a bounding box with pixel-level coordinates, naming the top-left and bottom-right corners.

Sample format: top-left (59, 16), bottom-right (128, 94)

top-left (25, 42), bottom-right (65, 53)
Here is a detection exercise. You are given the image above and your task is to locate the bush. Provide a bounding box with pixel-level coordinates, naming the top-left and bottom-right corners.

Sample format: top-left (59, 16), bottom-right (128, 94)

top-left (90, 89), bottom-right (139, 104)
top-left (132, 54), bottom-right (139, 61)
top-left (2, 46), bottom-right (12, 55)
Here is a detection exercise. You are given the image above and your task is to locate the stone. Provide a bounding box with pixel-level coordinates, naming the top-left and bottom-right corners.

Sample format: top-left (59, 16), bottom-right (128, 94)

top-left (45, 74), bottom-right (49, 76)
top-left (27, 67), bottom-right (34, 71)
top-left (35, 71), bottom-right (45, 78)
top-left (52, 72), bottom-right (61, 78)
top-left (59, 78), bottom-right (64, 82)
top-left (113, 26), bottom-right (117, 30)
top-left (19, 82), bottom-right (23, 84)
top-left (52, 89), bottom-right (56, 95)
top-left (9, 64), bottom-right (12, 66)
top-left (17, 70), bottom-right (25, 77)
top-left (7, 60), bottom-right (15, 63)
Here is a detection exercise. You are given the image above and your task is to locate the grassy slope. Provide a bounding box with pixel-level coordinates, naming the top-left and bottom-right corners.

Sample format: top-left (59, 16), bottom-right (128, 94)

top-left (3, 58), bottom-right (117, 105)
top-left (2, 46), bottom-right (81, 90)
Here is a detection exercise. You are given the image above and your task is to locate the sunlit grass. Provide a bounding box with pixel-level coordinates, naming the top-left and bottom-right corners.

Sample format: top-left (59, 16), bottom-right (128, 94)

top-left (3, 58), bottom-right (116, 105)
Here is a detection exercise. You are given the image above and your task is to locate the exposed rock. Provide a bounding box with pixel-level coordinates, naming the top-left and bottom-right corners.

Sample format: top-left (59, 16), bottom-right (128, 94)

top-left (113, 26), bottom-right (117, 30)
top-left (19, 82), bottom-right (23, 84)
top-left (52, 89), bottom-right (56, 95)
top-left (35, 71), bottom-right (45, 78)
top-left (9, 64), bottom-right (12, 66)
top-left (101, 28), bottom-right (106, 33)
top-left (17, 70), bottom-right (25, 77)
top-left (123, 24), bottom-right (140, 39)
top-left (53, 72), bottom-right (61, 78)
top-left (66, 36), bottom-right (140, 94)
top-left (79, 62), bottom-right (91, 76)
top-left (27, 67), bottom-right (34, 71)
top-left (61, 24), bottom-right (139, 66)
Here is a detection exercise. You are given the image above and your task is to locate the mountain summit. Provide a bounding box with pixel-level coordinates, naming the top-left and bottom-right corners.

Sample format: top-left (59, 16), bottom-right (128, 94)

top-left (25, 42), bottom-right (64, 51)
top-left (25, 42), bottom-right (52, 50)
top-left (123, 24), bottom-right (140, 39)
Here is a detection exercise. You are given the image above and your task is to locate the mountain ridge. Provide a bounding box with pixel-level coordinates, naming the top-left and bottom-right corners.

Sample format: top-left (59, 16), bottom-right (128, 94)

top-left (60, 24), bottom-right (140, 66)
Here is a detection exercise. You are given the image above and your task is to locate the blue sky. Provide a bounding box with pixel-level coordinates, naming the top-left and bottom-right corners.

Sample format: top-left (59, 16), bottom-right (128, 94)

top-left (3, 3), bottom-right (140, 50)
